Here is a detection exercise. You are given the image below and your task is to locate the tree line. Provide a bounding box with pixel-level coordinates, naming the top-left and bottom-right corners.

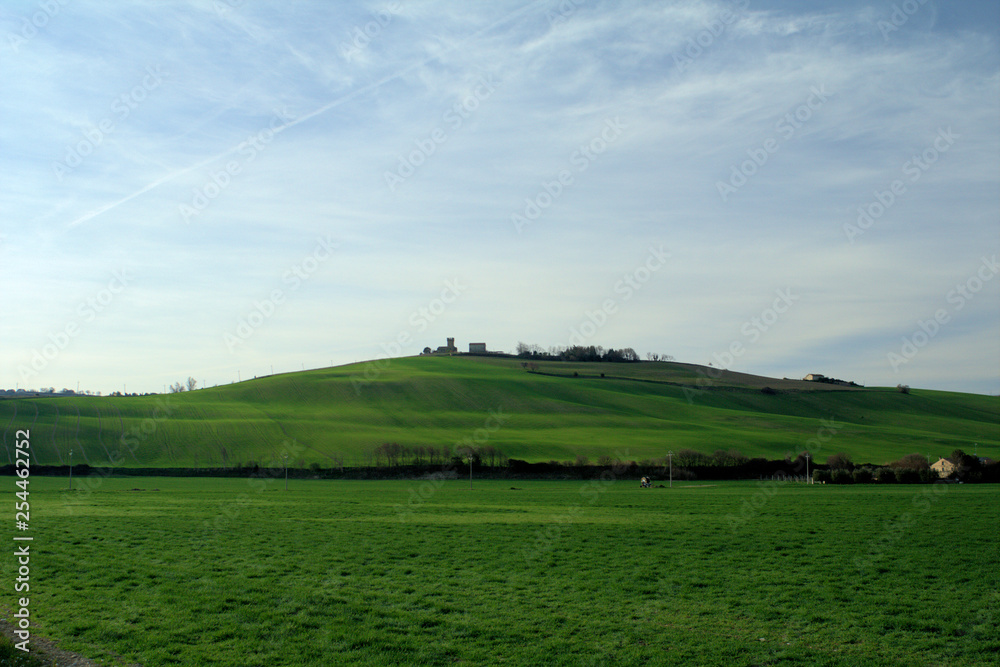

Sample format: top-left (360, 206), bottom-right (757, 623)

top-left (516, 342), bottom-right (674, 364)
top-left (814, 449), bottom-right (999, 484)
top-left (368, 442), bottom-right (509, 468)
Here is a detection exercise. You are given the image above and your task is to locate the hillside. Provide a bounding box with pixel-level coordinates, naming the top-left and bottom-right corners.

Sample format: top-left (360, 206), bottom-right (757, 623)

top-left (1, 356), bottom-right (997, 468)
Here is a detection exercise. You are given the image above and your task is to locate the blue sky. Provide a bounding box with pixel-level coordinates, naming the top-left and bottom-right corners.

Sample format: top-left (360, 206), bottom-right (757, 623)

top-left (2, 0), bottom-right (998, 395)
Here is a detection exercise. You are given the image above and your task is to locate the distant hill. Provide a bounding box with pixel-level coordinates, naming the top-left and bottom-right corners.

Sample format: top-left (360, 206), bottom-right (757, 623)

top-left (1, 356), bottom-right (997, 468)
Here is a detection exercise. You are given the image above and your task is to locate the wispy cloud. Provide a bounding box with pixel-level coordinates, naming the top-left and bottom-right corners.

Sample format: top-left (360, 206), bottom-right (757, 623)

top-left (3, 0), bottom-right (998, 394)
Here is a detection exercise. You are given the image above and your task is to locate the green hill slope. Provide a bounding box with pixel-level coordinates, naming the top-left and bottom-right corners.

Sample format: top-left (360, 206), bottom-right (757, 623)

top-left (2, 356), bottom-right (997, 468)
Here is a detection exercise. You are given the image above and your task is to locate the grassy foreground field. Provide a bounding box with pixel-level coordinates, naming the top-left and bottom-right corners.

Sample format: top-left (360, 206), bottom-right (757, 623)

top-left (2, 356), bottom-right (998, 467)
top-left (3, 476), bottom-right (997, 666)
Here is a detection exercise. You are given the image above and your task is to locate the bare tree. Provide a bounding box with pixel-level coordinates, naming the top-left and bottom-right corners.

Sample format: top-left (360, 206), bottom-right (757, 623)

top-left (827, 452), bottom-right (854, 470)
top-left (169, 382), bottom-right (185, 393)
top-left (186, 377), bottom-right (198, 392)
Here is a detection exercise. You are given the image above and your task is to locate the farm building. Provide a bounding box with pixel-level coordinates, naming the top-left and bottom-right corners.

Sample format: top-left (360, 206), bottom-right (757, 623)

top-left (804, 373), bottom-right (826, 381)
top-left (469, 343), bottom-right (487, 354)
top-left (931, 457), bottom-right (959, 478)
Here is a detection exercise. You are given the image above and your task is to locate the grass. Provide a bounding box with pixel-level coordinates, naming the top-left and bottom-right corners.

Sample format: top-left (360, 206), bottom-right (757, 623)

top-left (1, 357), bottom-right (997, 468)
top-left (4, 476), bottom-right (997, 666)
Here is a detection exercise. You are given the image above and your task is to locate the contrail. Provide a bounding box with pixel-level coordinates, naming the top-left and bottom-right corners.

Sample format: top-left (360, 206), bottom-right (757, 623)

top-left (65, 0), bottom-right (544, 230)
top-left (66, 151), bottom-right (224, 229)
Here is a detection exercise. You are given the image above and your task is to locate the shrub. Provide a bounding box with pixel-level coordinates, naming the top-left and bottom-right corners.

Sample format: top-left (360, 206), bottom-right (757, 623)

top-left (897, 384), bottom-right (910, 394)
top-left (761, 386), bottom-right (777, 395)
top-left (813, 469), bottom-right (831, 484)
top-left (897, 468), bottom-right (921, 484)
top-left (0, 636), bottom-right (46, 666)
top-left (831, 468), bottom-right (853, 484)
top-left (876, 467), bottom-right (897, 484)
top-left (852, 467), bottom-right (873, 484)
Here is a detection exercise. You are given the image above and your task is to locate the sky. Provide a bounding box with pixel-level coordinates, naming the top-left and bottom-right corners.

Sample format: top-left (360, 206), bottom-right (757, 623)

top-left (2, 0), bottom-right (998, 396)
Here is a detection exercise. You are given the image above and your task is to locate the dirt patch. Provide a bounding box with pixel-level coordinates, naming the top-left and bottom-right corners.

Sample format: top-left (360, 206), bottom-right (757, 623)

top-left (0, 618), bottom-right (142, 667)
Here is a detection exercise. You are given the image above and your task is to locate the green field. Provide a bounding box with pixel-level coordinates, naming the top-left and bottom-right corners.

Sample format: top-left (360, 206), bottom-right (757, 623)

top-left (1, 357), bottom-right (998, 468)
top-left (3, 477), bottom-right (997, 666)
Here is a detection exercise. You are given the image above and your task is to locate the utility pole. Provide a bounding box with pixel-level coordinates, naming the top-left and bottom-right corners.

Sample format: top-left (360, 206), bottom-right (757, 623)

top-left (805, 452), bottom-right (811, 484)
top-left (69, 450), bottom-right (73, 491)
top-left (668, 450), bottom-right (673, 488)
top-left (284, 454), bottom-right (288, 491)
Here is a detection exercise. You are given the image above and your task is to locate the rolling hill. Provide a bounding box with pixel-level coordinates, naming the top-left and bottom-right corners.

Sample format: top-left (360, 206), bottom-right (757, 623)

top-left (2, 356), bottom-right (997, 468)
